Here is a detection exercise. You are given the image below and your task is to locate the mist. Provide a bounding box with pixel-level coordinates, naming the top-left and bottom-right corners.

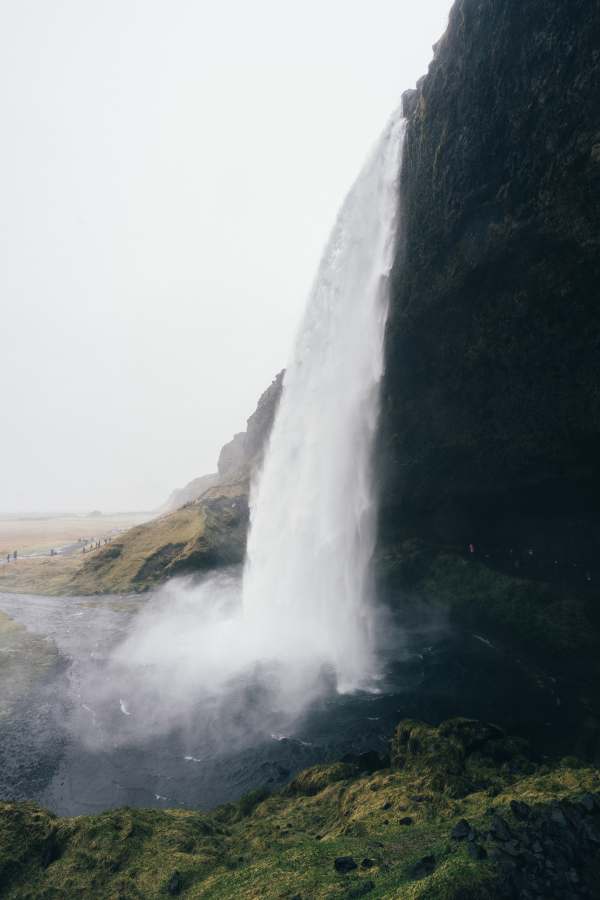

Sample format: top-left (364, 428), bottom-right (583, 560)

top-left (70, 108), bottom-right (407, 755)
top-left (71, 574), bottom-right (345, 755)
top-left (0, 0), bottom-right (452, 513)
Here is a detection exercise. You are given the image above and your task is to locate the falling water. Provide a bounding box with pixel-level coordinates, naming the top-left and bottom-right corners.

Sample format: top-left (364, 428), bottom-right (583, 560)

top-left (68, 112), bottom-right (407, 760)
top-left (243, 112), bottom-right (406, 692)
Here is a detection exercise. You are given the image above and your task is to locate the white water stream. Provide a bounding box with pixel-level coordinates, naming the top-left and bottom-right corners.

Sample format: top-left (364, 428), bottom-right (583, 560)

top-left (243, 112), bottom-right (406, 690)
top-left (30, 111), bottom-right (409, 759)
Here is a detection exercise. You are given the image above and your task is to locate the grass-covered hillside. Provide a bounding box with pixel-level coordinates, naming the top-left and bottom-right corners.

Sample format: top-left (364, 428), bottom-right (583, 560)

top-left (0, 481), bottom-right (248, 597)
top-left (1, 718), bottom-right (599, 899)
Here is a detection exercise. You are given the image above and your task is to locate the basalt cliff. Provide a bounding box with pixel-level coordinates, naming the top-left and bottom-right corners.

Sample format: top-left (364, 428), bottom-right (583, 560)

top-left (377, 0), bottom-right (600, 758)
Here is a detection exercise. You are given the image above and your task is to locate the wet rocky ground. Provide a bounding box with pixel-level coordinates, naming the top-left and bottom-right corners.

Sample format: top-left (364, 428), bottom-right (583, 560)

top-left (0, 589), bottom-right (589, 818)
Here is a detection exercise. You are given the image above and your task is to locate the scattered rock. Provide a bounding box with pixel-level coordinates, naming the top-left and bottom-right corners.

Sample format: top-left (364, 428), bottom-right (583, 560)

top-left (579, 793), bottom-right (597, 813)
top-left (381, 801), bottom-right (392, 811)
top-left (409, 854), bottom-right (436, 880)
top-left (550, 805), bottom-right (568, 828)
top-left (167, 870), bottom-right (183, 895)
top-left (334, 856), bottom-right (358, 874)
top-left (490, 815), bottom-right (512, 842)
top-left (40, 831), bottom-right (62, 868)
top-left (510, 800), bottom-right (530, 820)
top-left (399, 816), bottom-right (414, 826)
top-left (451, 818), bottom-right (471, 840)
top-left (467, 843), bottom-right (488, 861)
top-left (502, 840), bottom-right (522, 857)
top-left (360, 858), bottom-right (375, 869)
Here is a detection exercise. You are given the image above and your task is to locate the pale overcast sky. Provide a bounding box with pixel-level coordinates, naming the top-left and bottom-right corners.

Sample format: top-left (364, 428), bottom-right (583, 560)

top-left (1, 0), bottom-right (452, 513)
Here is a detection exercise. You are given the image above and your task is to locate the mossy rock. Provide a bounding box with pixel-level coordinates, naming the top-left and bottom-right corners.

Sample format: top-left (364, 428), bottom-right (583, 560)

top-left (390, 718), bottom-right (533, 799)
top-left (1, 719), bottom-right (600, 898)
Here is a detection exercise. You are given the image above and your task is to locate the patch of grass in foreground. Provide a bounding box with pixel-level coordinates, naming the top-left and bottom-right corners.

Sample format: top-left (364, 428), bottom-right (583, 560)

top-left (1, 718), bottom-right (599, 899)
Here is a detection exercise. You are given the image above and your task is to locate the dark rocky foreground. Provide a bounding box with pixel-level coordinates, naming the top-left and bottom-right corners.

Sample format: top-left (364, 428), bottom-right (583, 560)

top-left (2, 718), bottom-right (600, 898)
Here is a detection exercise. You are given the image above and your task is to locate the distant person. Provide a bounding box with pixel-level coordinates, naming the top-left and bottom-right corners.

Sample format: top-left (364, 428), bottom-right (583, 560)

top-left (13, 550), bottom-right (17, 560)
top-left (6, 554), bottom-right (9, 564)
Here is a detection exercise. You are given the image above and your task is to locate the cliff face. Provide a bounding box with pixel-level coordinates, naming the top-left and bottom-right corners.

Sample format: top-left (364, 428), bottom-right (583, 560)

top-left (67, 372), bottom-right (284, 593)
top-left (160, 473), bottom-right (219, 514)
top-left (218, 371), bottom-right (285, 480)
top-left (160, 371), bottom-right (285, 514)
top-left (377, 0), bottom-right (600, 749)
top-left (380, 0), bottom-right (600, 558)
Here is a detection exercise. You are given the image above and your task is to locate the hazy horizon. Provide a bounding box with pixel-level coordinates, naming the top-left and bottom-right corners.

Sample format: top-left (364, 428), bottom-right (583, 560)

top-left (1, 0), bottom-right (452, 514)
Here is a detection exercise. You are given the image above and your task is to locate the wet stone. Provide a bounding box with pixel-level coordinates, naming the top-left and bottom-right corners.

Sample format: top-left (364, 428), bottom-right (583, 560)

top-left (502, 840), bottom-right (522, 857)
top-left (560, 803), bottom-right (584, 832)
top-left (576, 794), bottom-right (595, 814)
top-left (167, 871), bottom-right (183, 896)
top-left (510, 800), bottom-right (531, 820)
top-left (467, 842), bottom-right (487, 861)
top-left (451, 818), bottom-right (471, 840)
top-left (583, 822), bottom-right (600, 844)
top-left (334, 856), bottom-right (358, 874)
top-left (550, 806), bottom-right (568, 828)
top-left (490, 815), bottom-right (512, 841)
top-left (409, 855), bottom-right (436, 880)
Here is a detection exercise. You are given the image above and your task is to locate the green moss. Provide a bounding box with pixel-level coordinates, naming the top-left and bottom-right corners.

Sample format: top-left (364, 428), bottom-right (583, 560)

top-left (2, 720), bottom-right (599, 898)
top-left (423, 553), bottom-right (594, 660)
top-left (380, 542), bottom-right (598, 669)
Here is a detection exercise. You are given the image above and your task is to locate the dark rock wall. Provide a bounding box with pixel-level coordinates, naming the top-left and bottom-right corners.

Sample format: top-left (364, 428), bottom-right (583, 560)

top-left (379, 0), bottom-right (600, 564)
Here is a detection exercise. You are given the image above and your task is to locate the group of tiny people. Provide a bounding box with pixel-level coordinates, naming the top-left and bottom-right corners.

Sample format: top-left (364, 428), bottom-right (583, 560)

top-left (467, 542), bottom-right (593, 582)
top-left (81, 536), bottom-right (113, 553)
top-left (3, 535), bottom-right (114, 563)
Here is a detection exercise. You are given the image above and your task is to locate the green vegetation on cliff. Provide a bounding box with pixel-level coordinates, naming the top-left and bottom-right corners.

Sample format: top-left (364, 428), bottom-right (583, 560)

top-left (1, 719), bottom-right (599, 899)
top-left (69, 480), bottom-right (249, 594)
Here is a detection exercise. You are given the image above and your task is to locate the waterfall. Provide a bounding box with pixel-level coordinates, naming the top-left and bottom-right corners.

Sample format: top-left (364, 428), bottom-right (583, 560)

top-left (243, 112), bottom-right (406, 692)
top-left (89, 112), bottom-right (407, 753)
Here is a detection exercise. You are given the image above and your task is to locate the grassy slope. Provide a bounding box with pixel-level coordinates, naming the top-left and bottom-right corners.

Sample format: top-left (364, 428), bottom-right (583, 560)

top-left (0, 507), bottom-right (200, 597)
top-left (72, 505), bottom-right (207, 594)
top-left (0, 557), bottom-right (82, 596)
top-left (1, 727), bottom-right (599, 899)
top-left (0, 480), bottom-right (248, 597)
